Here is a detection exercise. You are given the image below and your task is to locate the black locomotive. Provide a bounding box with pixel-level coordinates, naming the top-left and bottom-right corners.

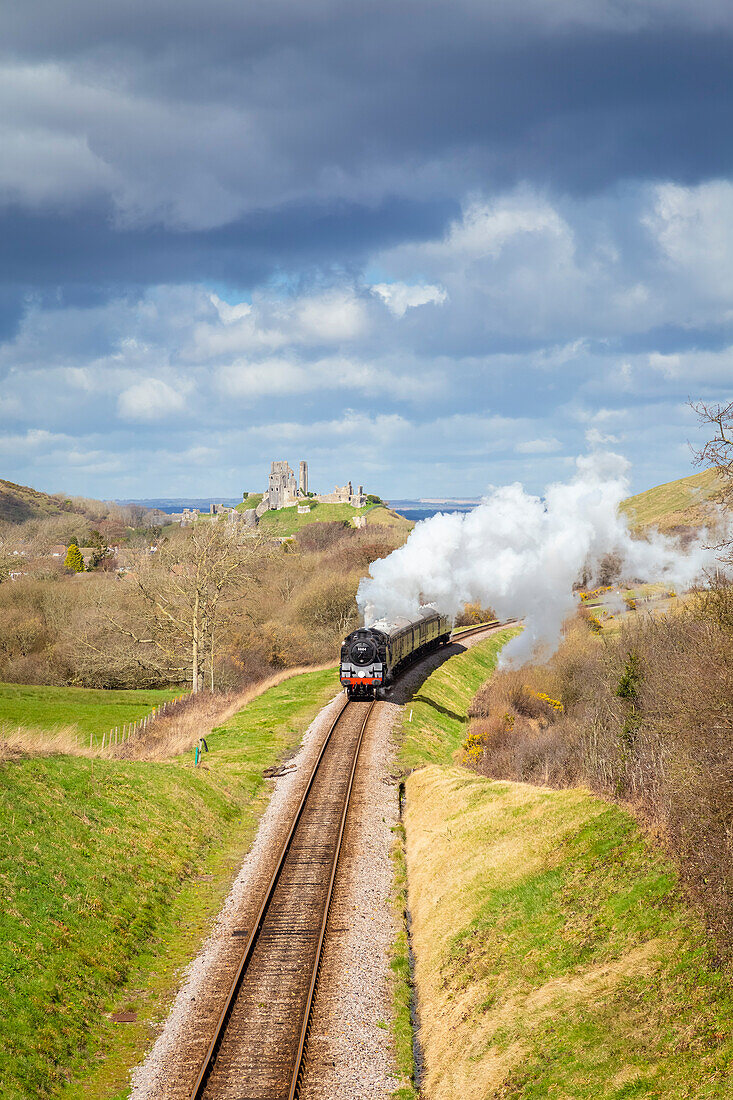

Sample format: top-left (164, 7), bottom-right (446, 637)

top-left (340, 606), bottom-right (451, 699)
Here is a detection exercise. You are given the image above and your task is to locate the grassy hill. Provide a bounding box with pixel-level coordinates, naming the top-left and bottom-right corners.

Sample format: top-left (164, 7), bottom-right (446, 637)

top-left (364, 504), bottom-right (413, 528)
top-left (0, 478), bottom-right (66, 524)
top-left (255, 499), bottom-right (412, 536)
top-left (235, 493), bottom-right (263, 512)
top-left (620, 467), bottom-right (724, 532)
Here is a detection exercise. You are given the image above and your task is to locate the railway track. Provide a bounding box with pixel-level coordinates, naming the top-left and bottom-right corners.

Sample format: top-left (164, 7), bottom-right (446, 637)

top-left (189, 696), bottom-right (375, 1100)
top-left (451, 617), bottom-right (516, 642)
top-left (186, 616), bottom-right (512, 1099)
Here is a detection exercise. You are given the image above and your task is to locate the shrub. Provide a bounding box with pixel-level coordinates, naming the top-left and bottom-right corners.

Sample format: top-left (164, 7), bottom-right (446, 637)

top-left (64, 544), bottom-right (85, 573)
top-left (454, 601), bottom-right (497, 627)
top-left (295, 521), bottom-right (349, 553)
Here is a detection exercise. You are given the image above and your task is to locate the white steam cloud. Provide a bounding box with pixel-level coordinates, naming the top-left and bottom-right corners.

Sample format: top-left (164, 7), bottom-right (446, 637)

top-left (358, 453), bottom-right (724, 666)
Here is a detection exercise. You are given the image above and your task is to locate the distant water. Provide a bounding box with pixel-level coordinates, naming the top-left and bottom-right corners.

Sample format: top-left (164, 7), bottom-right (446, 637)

top-left (117, 497), bottom-right (480, 521)
top-left (387, 499), bottom-right (479, 522)
top-left (116, 498), bottom-right (241, 514)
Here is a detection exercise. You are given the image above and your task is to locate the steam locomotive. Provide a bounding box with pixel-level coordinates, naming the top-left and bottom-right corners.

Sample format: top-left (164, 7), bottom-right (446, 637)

top-left (340, 606), bottom-right (452, 699)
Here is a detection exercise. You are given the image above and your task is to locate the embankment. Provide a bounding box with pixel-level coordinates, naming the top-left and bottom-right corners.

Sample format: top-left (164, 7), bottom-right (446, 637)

top-left (400, 636), bottom-right (733, 1098)
top-left (0, 668), bottom-right (337, 1100)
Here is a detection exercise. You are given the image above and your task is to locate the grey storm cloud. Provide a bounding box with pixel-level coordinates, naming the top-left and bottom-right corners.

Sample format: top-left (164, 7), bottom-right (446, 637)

top-left (3, 0), bottom-right (733, 235)
top-left (2, 0), bottom-right (733, 498)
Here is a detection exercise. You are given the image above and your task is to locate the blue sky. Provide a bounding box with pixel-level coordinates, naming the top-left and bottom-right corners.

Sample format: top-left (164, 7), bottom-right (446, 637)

top-left (2, 0), bottom-right (733, 499)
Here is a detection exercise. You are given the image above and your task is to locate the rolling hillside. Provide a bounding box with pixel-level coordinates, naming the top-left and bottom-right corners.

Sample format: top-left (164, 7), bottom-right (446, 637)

top-left (0, 478), bottom-right (67, 524)
top-left (620, 468), bottom-right (724, 532)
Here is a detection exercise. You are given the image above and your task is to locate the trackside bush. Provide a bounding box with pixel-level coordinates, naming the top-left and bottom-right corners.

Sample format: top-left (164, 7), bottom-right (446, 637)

top-left (465, 598), bottom-right (733, 952)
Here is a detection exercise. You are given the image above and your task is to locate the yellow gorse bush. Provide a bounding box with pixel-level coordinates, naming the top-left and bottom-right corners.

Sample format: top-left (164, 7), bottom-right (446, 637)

top-left (579, 585), bottom-right (615, 602)
top-left (534, 691), bottom-right (564, 713)
top-left (462, 731), bottom-right (485, 760)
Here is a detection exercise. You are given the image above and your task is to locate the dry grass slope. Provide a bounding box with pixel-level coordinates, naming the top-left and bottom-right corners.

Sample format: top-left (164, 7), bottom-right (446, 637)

top-left (405, 766), bottom-right (733, 1099)
top-left (620, 467), bottom-right (723, 532)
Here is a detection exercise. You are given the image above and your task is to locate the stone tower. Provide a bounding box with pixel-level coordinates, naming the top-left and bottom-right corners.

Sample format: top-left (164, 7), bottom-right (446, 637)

top-left (269, 460), bottom-right (297, 509)
top-left (299, 460), bottom-right (308, 496)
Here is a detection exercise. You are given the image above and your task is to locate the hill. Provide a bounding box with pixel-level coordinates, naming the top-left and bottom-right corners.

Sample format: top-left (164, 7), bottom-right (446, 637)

top-left (255, 500), bottom-right (412, 536)
top-left (620, 467), bottom-right (724, 533)
top-left (0, 478), bottom-right (67, 524)
top-left (235, 493), bottom-right (263, 512)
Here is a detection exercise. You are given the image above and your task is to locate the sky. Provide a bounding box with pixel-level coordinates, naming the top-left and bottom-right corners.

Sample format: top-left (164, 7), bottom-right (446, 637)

top-left (2, 0), bottom-right (733, 500)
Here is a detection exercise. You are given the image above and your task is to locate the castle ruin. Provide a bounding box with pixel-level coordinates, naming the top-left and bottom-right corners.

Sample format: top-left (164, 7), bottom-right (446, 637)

top-left (254, 460), bottom-right (366, 517)
top-left (181, 458), bottom-right (369, 532)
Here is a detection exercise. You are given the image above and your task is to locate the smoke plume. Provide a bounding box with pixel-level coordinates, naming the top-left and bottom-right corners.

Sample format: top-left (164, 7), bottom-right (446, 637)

top-left (357, 453), bottom-right (724, 665)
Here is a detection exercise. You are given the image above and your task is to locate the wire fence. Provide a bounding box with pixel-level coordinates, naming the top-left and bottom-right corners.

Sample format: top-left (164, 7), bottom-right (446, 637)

top-left (93, 694), bottom-right (190, 750)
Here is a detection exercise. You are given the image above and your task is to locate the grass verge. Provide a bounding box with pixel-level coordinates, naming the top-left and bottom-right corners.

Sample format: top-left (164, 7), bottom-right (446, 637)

top-left (404, 766), bottom-right (733, 1100)
top-left (399, 627), bottom-right (519, 772)
top-left (389, 816), bottom-right (419, 1100)
top-left (0, 667), bottom-right (338, 1100)
top-left (387, 630), bottom-right (516, 1097)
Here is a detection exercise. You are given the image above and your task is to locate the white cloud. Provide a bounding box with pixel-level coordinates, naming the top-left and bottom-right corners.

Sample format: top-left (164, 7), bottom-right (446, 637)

top-left (386, 193), bottom-right (575, 276)
top-left (515, 437), bottom-right (562, 454)
top-left (217, 353), bottom-right (442, 401)
top-left (117, 378), bottom-right (187, 421)
top-left (294, 290), bottom-right (368, 343)
top-left (585, 427), bottom-right (620, 447)
top-left (444, 194), bottom-right (572, 260)
top-left (217, 357), bottom-right (317, 398)
top-left (371, 282), bottom-right (447, 317)
top-left (209, 294), bottom-right (253, 325)
top-left (648, 351), bottom-right (681, 379)
top-left (644, 181), bottom-right (733, 309)
top-left (0, 428), bottom-right (68, 454)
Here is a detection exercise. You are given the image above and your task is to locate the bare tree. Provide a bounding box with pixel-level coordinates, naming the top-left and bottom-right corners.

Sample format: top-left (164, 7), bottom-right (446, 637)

top-left (691, 400), bottom-right (733, 498)
top-left (124, 503), bottom-right (151, 528)
top-left (691, 400), bottom-right (733, 557)
top-left (105, 524), bottom-right (264, 692)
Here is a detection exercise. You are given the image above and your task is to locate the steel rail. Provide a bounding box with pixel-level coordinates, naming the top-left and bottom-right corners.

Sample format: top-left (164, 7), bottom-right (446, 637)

top-left (287, 699), bottom-right (373, 1099)
top-left (188, 695), bottom-right (372, 1100)
top-left (450, 617), bottom-right (517, 642)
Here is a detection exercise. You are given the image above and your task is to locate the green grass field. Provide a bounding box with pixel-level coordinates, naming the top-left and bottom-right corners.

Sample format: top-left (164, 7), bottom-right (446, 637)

top-left (364, 505), bottom-right (413, 529)
top-left (0, 666), bottom-right (339, 1100)
top-left (0, 682), bottom-right (180, 743)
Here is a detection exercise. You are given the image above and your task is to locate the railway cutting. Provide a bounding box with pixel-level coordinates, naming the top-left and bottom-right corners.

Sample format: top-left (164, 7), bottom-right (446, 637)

top-left (152, 619), bottom-right (509, 1100)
